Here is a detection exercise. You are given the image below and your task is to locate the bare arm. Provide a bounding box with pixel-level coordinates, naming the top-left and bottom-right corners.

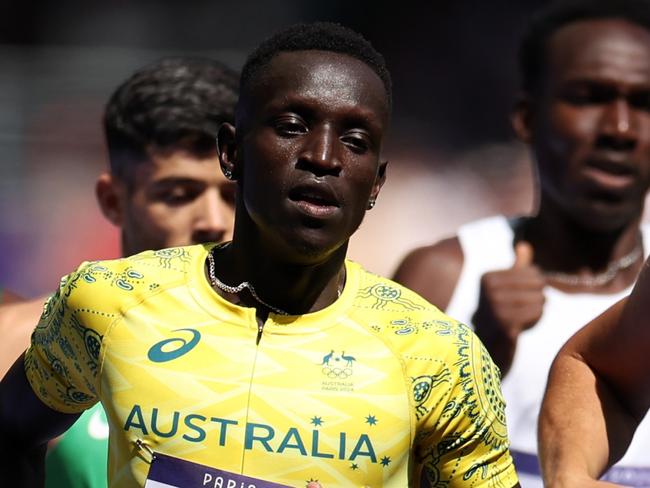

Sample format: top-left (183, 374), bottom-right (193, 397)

top-left (0, 297), bottom-right (49, 378)
top-left (0, 354), bottom-right (81, 485)
top-left (539, 262), bottom-right (650, 487)
top-left (392, 237), bottom-right (464, 310)
top-left (0, 293), bottom-right (72, 487)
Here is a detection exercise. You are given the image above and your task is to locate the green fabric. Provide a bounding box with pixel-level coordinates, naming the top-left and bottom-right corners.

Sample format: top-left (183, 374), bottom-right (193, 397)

top-left (45, 404), bottom-right (108, 488)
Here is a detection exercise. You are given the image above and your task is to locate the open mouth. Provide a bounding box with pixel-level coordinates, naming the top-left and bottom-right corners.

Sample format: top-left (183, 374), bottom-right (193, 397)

top-left (289, 183), bottom-right (340, 218)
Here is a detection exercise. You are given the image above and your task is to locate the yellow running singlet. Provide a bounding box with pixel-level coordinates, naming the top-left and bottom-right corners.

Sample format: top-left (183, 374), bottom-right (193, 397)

top-left (25, 244), bottom-right (518, 487)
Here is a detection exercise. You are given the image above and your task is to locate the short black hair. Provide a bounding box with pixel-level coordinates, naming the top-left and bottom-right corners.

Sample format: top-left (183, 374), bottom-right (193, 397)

top-left (104, 56), bottom-right (239, 181)
top-left (240, 22), bottom-right (392, 111)
top-left (519, 0), bottom-right (650, 94)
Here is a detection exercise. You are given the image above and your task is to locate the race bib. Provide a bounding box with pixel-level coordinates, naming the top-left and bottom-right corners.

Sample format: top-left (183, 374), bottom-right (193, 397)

top-left (144, 452), bottom-right (292, 488)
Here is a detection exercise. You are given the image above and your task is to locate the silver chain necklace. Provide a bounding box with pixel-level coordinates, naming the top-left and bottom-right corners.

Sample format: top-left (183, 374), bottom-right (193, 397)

top-left (206, 246), bottom-right (344, 315)
top-left (544, 243), bottom-right (643, 287)
top-left (206, 248), bottom-right (291, 315)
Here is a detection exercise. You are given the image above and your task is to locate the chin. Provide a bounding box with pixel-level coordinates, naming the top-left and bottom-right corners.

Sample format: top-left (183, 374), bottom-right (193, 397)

top-left (279, 232), bottom-right (345, 265)
top-left (572, 203), bottom-right (640, 233)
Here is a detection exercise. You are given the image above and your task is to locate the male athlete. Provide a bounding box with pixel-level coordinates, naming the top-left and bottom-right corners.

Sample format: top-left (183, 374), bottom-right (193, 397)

top-left (538, 287), bottom-right (650, 487)
top-left (0, 23), bottom-right (519, 487)
top-left (393, 0), bottom-right (650, 485)
top-left (0, 56), bottom-right (239, 487)
top-left (0, 56), bottom-right (238, 378)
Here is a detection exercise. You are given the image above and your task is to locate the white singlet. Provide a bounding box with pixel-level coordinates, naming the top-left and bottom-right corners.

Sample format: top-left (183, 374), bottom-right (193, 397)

top-left (446, 215), bottom-right (650, 488)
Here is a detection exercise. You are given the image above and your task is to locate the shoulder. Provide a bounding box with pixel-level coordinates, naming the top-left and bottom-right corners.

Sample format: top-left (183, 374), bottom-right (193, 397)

top-left (352, 265), bottom-right (509, 432)
top-left (392, 236), bottom-right (463, 310)
top-left (25, 245), bottom-right (206, 404)
top-left (355, 264), bottom-right (444, 313)
top-left (352, 264), bottom-right (467, 360)
top-left (353, 264), bottom-right (495, 385)
top-left (50, 245), bottom-right (202, 317)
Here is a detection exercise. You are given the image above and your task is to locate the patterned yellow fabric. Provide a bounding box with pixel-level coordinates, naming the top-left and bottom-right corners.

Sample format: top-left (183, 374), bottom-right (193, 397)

top-left (25, 244), bottom-right (517, 488)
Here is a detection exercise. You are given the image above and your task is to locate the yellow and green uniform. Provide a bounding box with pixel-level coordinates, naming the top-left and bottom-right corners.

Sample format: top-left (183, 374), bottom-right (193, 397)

top-left (25, 244), bottom-right (517, 487)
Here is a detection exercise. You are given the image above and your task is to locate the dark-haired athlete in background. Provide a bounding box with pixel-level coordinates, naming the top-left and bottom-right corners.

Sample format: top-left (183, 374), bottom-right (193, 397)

top-left (0, 56), bottom-right (239, 488)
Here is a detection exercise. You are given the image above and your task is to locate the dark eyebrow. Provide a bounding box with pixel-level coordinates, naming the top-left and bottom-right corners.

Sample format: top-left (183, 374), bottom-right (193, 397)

top-left (266, 97), bottom-right (385, 128)
top-left (149, 177), bottom-right (207, 189)
top-left (340, 110), bottom-right (384, 130)
top-left (561, 78), bottom-right (650, 92)
top-left (560, 79), bottom-right (615, 89)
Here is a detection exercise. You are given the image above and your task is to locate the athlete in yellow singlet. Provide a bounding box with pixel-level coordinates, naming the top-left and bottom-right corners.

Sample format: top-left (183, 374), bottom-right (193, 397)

top-left (1, 22), bottom-right (519, 487)
top-left (25, 245), bottom-right (514, 486)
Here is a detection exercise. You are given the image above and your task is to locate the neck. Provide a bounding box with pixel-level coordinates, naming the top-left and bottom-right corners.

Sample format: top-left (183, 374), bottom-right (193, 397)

top-left (518, 199), bottom-right (644, 291)
top-left (121, 233), bottom-right (135, 258)
top-left (211, 235), bottom-right (348, 316)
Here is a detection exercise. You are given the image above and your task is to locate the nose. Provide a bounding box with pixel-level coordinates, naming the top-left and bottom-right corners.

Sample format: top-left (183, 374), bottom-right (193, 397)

top-left (298, 125), bottom-right (341, 175)
top-left (192, 190), bottom-right (234, 244)
top-left (598, 98), bottom-right (638, 150)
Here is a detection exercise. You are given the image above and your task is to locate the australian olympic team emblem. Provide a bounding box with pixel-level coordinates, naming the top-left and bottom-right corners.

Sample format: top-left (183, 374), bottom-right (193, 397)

top-left (321, 350), bottom-right (356, 378)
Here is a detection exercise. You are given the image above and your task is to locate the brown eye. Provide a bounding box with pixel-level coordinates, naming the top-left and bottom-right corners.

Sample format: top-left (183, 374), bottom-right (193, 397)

top-left (341, 131), bottom-right (371, 154)
top-left (161, 188), bottom-right (193, 205)
top-left (561, 83), bottom-right (616, 106)
top-left (153, 185), bottom-right (201, 206)
top-left (629, 92), bottom-right (650, 112)
top-left (274, 116), bottom-right (308, 136)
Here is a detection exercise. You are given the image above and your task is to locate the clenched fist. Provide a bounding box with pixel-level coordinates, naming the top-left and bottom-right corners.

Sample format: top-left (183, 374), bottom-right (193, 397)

top-left (472, 241), bottom-right (545, 375)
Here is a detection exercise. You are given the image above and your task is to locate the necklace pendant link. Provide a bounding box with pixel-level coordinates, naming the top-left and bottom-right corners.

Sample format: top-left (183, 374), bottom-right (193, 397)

top-left (544, 243), bottom-right (643, 288)
top-left (206, 247), bottom-right (291, 315)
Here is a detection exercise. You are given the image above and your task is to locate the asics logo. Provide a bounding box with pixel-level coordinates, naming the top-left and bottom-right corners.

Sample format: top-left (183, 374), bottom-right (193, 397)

top-left (148, 328), bottom-right (201, 363)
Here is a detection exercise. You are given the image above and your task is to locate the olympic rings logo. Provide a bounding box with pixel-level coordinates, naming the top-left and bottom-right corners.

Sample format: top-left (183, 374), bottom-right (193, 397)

top-left (321, 366), bottom-right (353, 378)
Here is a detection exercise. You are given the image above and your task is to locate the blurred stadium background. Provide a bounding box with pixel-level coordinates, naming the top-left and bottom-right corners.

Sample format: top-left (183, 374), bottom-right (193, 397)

top-left (1, 0), bottom-right (553, 296)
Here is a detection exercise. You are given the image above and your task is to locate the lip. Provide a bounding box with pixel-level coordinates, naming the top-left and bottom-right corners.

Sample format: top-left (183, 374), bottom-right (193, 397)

top-left (288, 180), bottom-right (341, 218)
top-left (582, 157), bottom-right (638, 191)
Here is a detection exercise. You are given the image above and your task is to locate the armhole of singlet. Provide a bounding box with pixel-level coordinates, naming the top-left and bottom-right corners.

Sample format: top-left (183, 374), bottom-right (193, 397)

top-left (446, 216), bottom-right (517, 323)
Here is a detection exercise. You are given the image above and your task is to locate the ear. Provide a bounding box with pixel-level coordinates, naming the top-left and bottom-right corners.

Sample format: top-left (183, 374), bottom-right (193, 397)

top-left (217, 123), bottom-right (238, 180)
top-left (511, 95), bottom-right (534, 144)
top-left (368, 160), bottom-right (388, 209)
top-left (95, 172), bottom-right (125, 226)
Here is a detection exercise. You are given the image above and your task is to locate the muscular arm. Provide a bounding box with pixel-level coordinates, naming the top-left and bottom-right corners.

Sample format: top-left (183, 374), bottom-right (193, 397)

top-left (539, 264), bottom-right (650, 487)
top-left (392, 237), bottom-right (464, 310)
top-left (0, 297), bottom-right (50, 378)
top-left (0, 354), bottom-right (81, 485)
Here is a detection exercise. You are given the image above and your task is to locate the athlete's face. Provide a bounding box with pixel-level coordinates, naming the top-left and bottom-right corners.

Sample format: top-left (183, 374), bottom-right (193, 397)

top-left (99, 149), bottom-right (236, 256)
top-left (224, 50), bottom-right (388, 261)
top-left (522, 20), bottom-right (650, 230)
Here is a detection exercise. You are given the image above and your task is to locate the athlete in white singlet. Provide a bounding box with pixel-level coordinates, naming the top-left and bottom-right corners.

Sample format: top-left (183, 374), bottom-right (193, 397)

top-left (394, 1), bottom-right (650, 485)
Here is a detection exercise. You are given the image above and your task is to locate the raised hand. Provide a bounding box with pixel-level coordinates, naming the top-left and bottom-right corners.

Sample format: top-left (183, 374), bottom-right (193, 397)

top-left (472, 241), bottom-right (546, 375)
